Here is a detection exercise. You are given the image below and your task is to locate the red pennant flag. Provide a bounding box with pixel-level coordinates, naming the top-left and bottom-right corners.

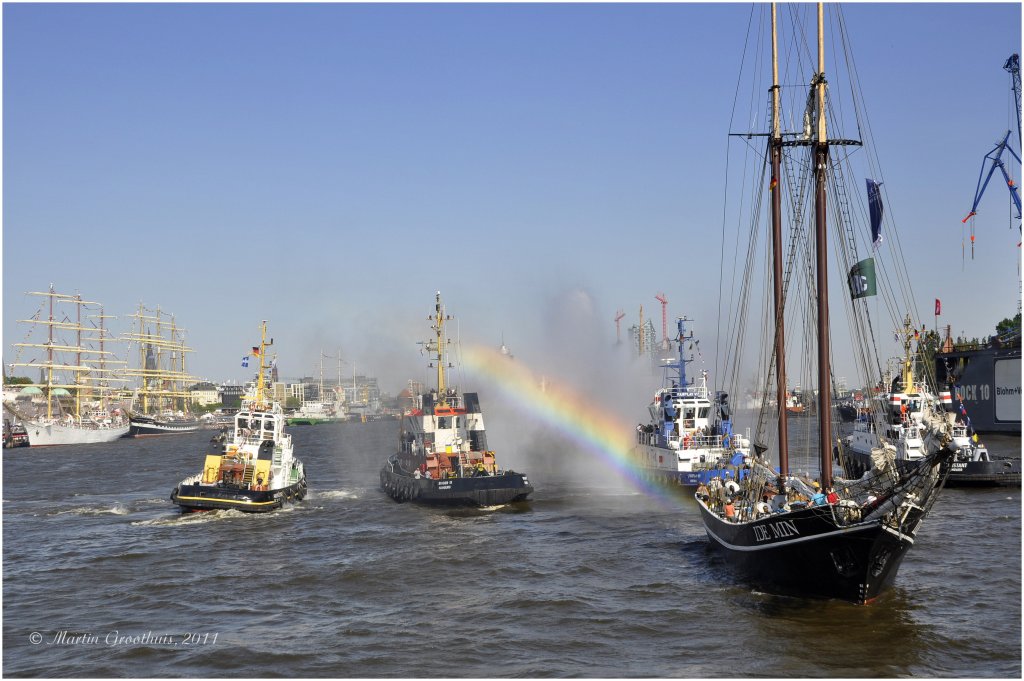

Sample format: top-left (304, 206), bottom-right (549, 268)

top-left (935, 299), bottom-right (941, 316)
top-left (252, 346), bottom-right (261, 356)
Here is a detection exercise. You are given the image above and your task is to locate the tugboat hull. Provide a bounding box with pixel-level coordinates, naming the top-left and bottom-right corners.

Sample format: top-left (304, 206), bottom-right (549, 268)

top-left (129, 416), bottom-right (201, 437)
top-left (637, 465), bottom-right (751, 489)
top-left (381, 457), bottom-right (532, 507)
top-left (170, 479), bottom-right (307, 513)
top-left (946, 459), bottom-right (1022, 487)
top-left (842, 447), bottom-right (1020, 488)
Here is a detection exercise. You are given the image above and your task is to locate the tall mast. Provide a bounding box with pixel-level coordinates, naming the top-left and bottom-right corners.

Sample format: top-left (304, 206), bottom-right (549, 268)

top-left (813, 2), bottom-right (834, 488)
top-left (155, 306), bottom-right (164, 413)
top-left (90, 308), bottom-right (113, 410)
top-left (770, 3), bottom-right (790, 475)
top-left (47, 284), bottom-right (55, 419)
top-left (137, 303), bottom-right (147, 414)
top-left (75, 292), bottom-right (83, 417)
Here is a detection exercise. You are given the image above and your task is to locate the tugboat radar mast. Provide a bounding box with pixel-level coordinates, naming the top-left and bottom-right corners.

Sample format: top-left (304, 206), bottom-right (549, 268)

top-left (252, 320), bottom-right (274, 410)
top-left (426, 291), bottom-right (453, 407)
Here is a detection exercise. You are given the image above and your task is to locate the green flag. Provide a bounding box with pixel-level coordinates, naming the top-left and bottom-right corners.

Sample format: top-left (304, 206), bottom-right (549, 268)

top-left (848, 258), bottom-right (876, 299)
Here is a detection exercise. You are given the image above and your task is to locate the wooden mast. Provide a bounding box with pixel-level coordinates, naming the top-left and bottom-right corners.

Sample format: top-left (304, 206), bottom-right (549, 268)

top-left (770, 3), bottom-right (790, 475)
top-left (813, 2), bottom-right (834, 489)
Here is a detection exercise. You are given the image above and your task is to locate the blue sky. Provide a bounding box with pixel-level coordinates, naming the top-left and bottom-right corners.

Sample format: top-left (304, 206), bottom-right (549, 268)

top-left (3, 2), bottom-right (1022, 398)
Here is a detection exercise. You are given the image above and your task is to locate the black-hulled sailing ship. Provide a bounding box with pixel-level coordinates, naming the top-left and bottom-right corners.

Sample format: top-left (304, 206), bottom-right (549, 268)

top-left (380, 292), bottom-right (533, 507)
top-left (697, 4), bottom-right (954, 604)
top-left (123, 304), bottom-right (200, 436)
top-left (170, 322), bottom-right (306, 512)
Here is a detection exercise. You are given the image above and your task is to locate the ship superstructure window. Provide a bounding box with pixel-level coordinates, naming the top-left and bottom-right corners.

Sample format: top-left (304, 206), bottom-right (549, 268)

top-left (437, 417), bottom-right (450, 429)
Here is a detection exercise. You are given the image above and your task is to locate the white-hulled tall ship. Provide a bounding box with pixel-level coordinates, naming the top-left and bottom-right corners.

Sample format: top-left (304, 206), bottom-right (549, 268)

top-left (380, 292), bottom-right (533, 507)
top-left (633, 316), bottom-right (751, 488)
top-left (122, 303), bottom-right (200, 436)
top-left (4, 285), bottom-right (129, 445)
top-left (170, 321), bottom-right (306, 512)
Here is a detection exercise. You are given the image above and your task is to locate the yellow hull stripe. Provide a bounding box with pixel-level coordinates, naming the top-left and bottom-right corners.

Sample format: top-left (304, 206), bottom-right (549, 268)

top-left (174, 495), bottom-right (279, 507)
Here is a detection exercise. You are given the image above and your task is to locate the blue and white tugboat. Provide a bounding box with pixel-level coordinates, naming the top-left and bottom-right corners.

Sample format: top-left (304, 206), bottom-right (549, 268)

top-left (633, 317), bottom-right (750, 488)
top-left (170, 322), bottom-right (306, 513)
top-left (380, 292), bottom-right (533, 507)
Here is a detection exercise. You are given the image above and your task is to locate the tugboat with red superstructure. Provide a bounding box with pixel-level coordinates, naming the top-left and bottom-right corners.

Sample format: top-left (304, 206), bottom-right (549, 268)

top-left (380, 292), bottom-right (532, 507)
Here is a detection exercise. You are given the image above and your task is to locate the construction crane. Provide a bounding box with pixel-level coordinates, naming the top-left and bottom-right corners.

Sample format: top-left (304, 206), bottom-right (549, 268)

top-left (654, 292), bottom-right (670, 350)
top-left (1007, 53), bottom-right (1021, 146)
top-left (962, 53), bottom-right (1022, 258)
top-left (614, 309), bottom-right (625, 345)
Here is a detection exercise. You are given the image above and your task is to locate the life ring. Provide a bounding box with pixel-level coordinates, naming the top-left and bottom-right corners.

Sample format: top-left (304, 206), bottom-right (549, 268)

top-left (682, 436), bottom-right (692, 449)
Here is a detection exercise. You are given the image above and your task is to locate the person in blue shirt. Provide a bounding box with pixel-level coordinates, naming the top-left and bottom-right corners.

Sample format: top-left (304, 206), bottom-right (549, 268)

top-left (809, 481), bottom-right (827, 506)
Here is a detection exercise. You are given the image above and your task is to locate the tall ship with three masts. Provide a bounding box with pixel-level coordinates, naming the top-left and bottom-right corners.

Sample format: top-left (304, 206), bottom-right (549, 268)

top-left (122, 303), bottom-right (200, 436)
top-left (4, 285), bottom-right (129, 445)
top-left (697, 4), bottom-right (954, 604)
top-left (170, 321), bottom-right (306, 512)
top-left (380, 292), bottom-right (533, 506)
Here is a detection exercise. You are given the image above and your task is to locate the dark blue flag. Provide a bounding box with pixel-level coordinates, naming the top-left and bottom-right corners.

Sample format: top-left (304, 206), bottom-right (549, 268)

top-left (866, 178), bottom-right (884, 249)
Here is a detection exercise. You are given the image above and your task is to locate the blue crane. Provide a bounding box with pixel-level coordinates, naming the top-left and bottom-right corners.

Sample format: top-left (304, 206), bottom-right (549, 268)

top-left (962, 53), bottom-right (1022, 258)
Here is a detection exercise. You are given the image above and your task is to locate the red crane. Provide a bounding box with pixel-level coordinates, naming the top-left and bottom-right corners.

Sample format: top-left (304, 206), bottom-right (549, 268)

top-left (614, 309), bottom-right (625, 344)
top-left (655, 292), bottom-right (669, 344)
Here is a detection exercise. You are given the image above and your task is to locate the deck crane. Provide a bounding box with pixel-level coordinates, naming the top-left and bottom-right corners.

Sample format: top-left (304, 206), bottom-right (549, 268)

top-left (614, 309), bottom-right (625, 345)
top-left (961, 53), bottom-right (1022, 259)
top-left (654, 292), bottom-right (669, 349)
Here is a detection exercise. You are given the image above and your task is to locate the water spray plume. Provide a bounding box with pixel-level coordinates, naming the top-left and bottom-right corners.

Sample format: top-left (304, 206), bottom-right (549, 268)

top-left (462, 344), bottom-right (689, 509)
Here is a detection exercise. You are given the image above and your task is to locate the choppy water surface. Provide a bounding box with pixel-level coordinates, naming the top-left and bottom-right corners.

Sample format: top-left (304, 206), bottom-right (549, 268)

top-left (3, 422), bottom-right (1020, 677)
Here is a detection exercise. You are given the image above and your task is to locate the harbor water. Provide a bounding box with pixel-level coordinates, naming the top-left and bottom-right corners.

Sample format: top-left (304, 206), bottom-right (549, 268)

top-left (2, 420), bottom-right (1020, 677)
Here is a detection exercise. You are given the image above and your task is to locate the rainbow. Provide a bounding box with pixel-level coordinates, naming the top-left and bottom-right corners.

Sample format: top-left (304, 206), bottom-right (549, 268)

top-left (461, 345), bottom-right (688, 509)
